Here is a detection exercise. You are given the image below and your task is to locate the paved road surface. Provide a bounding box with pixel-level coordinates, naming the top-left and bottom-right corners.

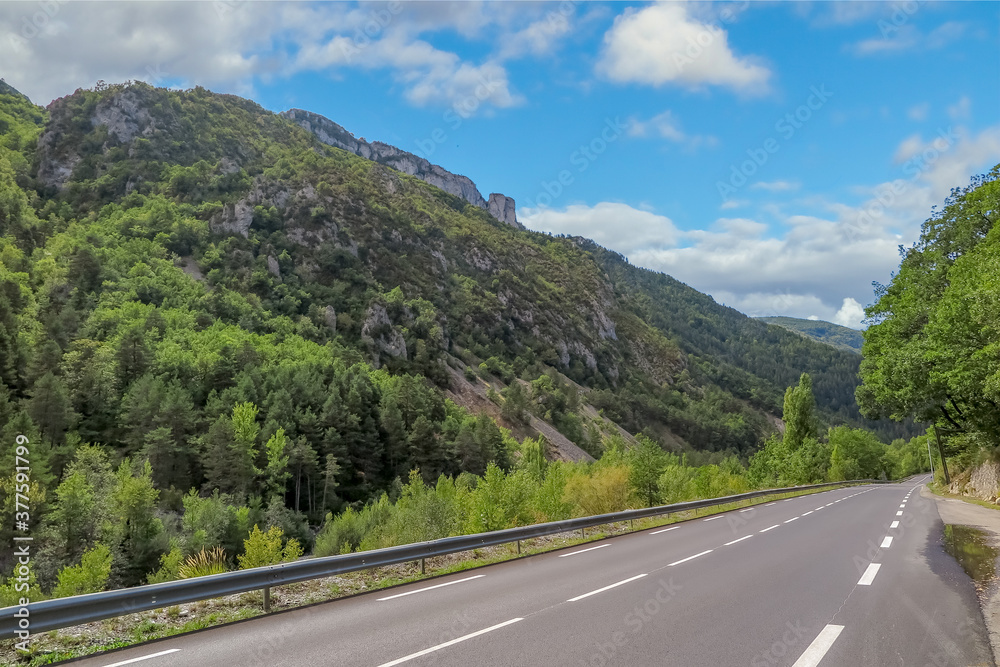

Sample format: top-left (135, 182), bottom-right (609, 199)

top-left (68, 476), bottom-right (994, 667)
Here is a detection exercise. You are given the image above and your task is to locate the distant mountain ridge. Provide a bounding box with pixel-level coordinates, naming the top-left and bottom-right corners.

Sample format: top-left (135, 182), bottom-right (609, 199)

top-left (758, 316), bottom-right (863, 354)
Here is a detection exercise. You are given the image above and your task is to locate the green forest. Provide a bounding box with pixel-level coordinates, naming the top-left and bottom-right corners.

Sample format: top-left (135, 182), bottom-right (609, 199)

top-left (0, 78), bottom-right (960, 603)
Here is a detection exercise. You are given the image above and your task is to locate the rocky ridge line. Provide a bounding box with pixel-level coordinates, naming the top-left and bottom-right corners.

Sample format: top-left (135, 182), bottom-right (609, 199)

top-left (281, 108), bottom-right (522, 230)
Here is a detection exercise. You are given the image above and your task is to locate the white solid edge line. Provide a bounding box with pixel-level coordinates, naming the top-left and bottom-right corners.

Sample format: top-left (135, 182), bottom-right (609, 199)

top-left (760, 524), bottom-right (780, 533)
top-left (703, 515), bottom-right (724, 522)
top-left (104, 650), bottom-right (182, 667)
top-left (558, 544), bottom-right (611, 558)
top-left (651, 526), bottom-right (680, 535)
top-left (881, 536), bottom-right (893, 548)
top-left (724, 535), bottom-right (753, 546)
top-left (378, 575), bottom-right (486, 601)
top-left (791, 624), bottom-right (845, 667)
top-left (858, 563), bottom-right (882, 585)
top-left (890, 521), bottom-right (900, 528)
top-left (376, 618), bottom-right (523, 667)
top-left (784, 517), bottom-right (799, 523)
top-left (668, 550), bottom-right (714, 567)
top-left (567, 573), bottom-right (647, 602)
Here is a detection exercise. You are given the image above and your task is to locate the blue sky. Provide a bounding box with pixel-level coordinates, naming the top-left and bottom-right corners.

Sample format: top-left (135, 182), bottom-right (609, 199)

top-left (3, 1), bottom-right (998, 327)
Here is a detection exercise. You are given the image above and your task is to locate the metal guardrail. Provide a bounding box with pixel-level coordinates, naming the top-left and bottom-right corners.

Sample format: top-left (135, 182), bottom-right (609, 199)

top-left (0, 479), bottom-right (886, 639)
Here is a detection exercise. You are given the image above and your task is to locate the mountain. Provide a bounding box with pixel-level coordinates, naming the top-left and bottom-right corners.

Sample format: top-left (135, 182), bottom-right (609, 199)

top-left (0, 81), bottom-right (916, 509)
top-left (757, 317), bottom-right (863, 354)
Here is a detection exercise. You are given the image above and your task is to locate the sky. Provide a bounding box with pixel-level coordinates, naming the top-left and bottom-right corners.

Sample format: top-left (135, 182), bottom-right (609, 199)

top-left (2, 1), bottom-right (998, 328)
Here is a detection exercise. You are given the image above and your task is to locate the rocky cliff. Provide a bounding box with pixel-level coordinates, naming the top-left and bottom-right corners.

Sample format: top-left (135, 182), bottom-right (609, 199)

top-left (949, 462), bottom-right (1000, 503)
top-left (488, 193), bottom-right (518, 228)
top-left (281, 108), bottom-right (522, 229)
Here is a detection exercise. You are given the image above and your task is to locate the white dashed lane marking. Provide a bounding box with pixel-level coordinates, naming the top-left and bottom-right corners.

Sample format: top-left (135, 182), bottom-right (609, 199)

top-left (668, 551), bottom-right (713, 567)
top-left (378, 575), bottom-right (486, 601)
top-left (567, 574), bottom-right (647, 602)
top-left (791, 625), bottom-right (844, 667)
top-left (858, 563), bottom-right (881, 586)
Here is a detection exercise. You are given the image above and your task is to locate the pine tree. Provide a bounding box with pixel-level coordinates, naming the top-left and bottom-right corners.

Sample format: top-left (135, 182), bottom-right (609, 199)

top-left (27, 372), bottom-right (74, 445)
top-left (321, 454), bottom-right (341, 512)
top-left (257, 428), bottom-right (290, 501)
top-left (230, 402), bottom-right (260, 500)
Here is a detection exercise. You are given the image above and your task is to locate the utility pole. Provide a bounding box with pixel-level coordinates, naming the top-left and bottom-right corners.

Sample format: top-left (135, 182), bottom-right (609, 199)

top-left (926, 437), bottom-right (934, 478)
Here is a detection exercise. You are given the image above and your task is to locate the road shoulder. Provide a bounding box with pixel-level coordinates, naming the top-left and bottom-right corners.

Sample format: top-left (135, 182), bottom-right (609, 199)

top-left (925, 484), bottom-right (1000, 665)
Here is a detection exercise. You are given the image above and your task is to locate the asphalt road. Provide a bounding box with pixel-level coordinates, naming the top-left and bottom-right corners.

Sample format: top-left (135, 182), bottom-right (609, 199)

top-left (68, 476), bottom-right (994, 667)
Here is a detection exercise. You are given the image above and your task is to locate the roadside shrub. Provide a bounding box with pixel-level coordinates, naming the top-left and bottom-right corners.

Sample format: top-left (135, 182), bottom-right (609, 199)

top-left (313, 494), bottom-right (392, 557)
top-left (563, 465), bottom-right (634, 517)
top-left (238, 525), bottom-right (300, 569)
top-left (178, 547), bottom-right (228, 579)
top-left (359, 471), bottom-right (463, 550)
top-left (147, 544), bottom-right (183, 584)
top-left (52, 543), bottom-right (113, 598)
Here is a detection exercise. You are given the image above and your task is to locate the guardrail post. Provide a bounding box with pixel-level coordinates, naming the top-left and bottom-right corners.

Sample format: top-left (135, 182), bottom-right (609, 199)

top-left (580, 528), bottom-right (585, 539)
top-left (629, 519), bottom-right (634, 531)
top-left (516, 540), bottom-right (521, 555)
top-left (263, 586), bottom-right (270, 613)
top-left (420, 558), bottom-right (425, 575)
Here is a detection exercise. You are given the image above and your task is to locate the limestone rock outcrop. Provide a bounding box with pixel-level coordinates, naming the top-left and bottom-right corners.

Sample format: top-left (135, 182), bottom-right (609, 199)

top-left (487, 193), bottom-right (521, 229)
top-left (282, 109), bottom-right (520, 228)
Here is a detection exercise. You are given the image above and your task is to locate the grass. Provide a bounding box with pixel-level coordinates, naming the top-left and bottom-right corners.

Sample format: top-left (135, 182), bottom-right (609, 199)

top-left (0, 482), bottom-right (857, 666)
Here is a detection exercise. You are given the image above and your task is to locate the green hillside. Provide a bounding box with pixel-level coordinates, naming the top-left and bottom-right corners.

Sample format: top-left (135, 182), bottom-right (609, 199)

top-left (0, 82), bottom-right (912, 492)
top-left (758, 316), bottom-right (863, 354)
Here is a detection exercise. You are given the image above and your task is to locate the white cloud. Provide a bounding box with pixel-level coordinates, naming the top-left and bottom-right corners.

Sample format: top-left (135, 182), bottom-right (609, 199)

top-left (849, 21), bottom-right (967, 57)
top-left (0, 1), bottom-right (522, 115)
top-left (907, 102), bottom-right (929, 121)
top-left (750, 180), bottom-right (799, 192)
top-left (814, 2), bottom-right (883, 26)
top-left (520, 202), bottom-right (680, 257)
top-left (948, 96), bottom-right (971, 120)
top-left (497, 5), bottom-right (575, 60)
top-left (892, 134), bottom-right (926, 164)
top-left (628, 110), bottom-right (686, 142)
top-left (0, 1), bottom-right (275, 104)
top-left (627, 110), bottom-right (718, 150)
top-left (523, 199), bottom-right (897, 320)
top-left (833, 298), bottom-right (866, 328)
top-left (883, 125), bottom-right (1000, 201)
top-left (720, 199), bottom-right (748, 210)
top-left (293, 28), bottom-right (521, 112)
top-left (596, 3), bottom-right (770, 94)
